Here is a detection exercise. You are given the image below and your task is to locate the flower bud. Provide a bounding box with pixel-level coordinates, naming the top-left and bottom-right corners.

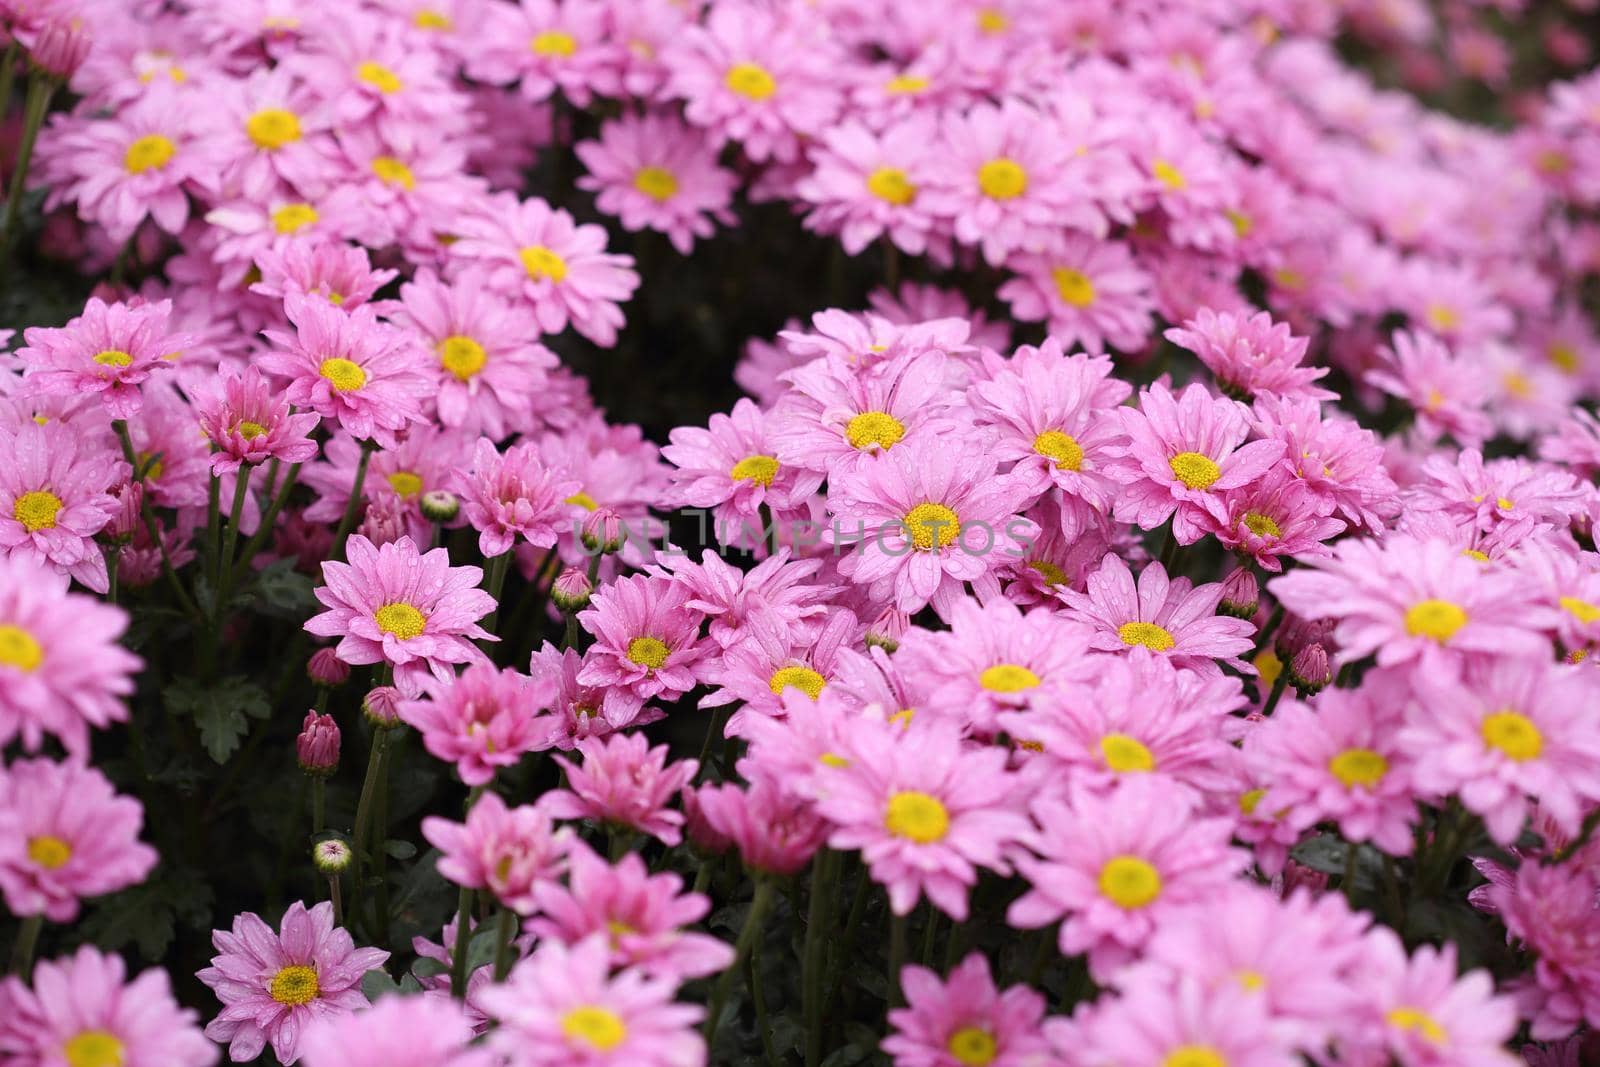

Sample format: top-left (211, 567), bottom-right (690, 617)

top-left (307, 647), bottom-right (350, 687)
top-left (1274, 614), bottom-right (1330, 660)
top-left (363, 685), bottom-right (404, 729)
top-left (580, 506), bottom-right (625, 553)
top-left (104, 480), bottom-right (143, 545)
top-left (28, 18), bottom-right (91, 80)
top-left (551, 566), bottom-right (592, 612)
top-left (358, 496), bottom-right (408, 546)
top-left (865, 608), bottom-right (909, 652)
top-left (420, 489), bottom-right (459, 523)
top-left (1218, 569), bottom-right (1259, 619)
top-left (296, 711), bottom-right (340, 776)
top-left (1289, 642), bottom-right (1331, 696)
top-left (313, 838), bottom-right (352, 875)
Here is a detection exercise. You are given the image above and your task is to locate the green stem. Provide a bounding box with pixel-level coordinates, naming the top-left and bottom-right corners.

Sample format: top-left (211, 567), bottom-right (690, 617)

top-left (331, 441), bottom-right (376, 562)
top-left (216, 465), bottom-right (253, 605)
top-left (561, 613), bottom-right (581, 651)
top-left (920, 907), bottom-right (940, 967)
top-left (703, 878), bottom-right (778, 1045)
top-left (1260, 672), bottom-right (1290, 717)
top-left (204, 473), bottom-right (222, 601)
top-left (1342, 840), bottom-right (1360, 905)
top-left (450, 885), bottom-right (475, 1001)
top-left (230, 462), bottom-right (300, 583)
top-left (328, 875), bottom-right (343, 927)
top-left (8, 915), bottom-right (42, 979)
top-left (887, 910), bottom-right (909, 1008)
top-left (477, 551), bottom-right (512, 647)
top-left (0, 41), bottom-right (20, 128)
top-left (493, 907), bottom-right (517, 981)
top-left (822, 863), bottom-right (870, 1024)
top-left (802, 849), bottom-right (836, 1067)
top-left (1252, 604), bottom-right (1285, 660)
top-left (0, 73), bottom-right (55, 264)
top-left (349, 730), bottom-right (388, 930)
top-left (105, 546), bottom-right (120, 605)
top-left (312, 778), bottom-right (324, 835)
top-left (372, 738), bottom-right (391, 949)
top-left (112, 420), bottom-right (199, 619)
top-left (1158, 523), bottom-right (1178, 573)
top-left (696, 707), bottom-right (730, 781)
top-left (749, 937), bottom-right (778, 1067)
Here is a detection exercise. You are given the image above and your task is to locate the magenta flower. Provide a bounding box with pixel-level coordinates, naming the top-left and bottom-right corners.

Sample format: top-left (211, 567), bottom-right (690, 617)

top-left (797, 116), bottom-right (944, 257)
top-left (0, 553), bottom-right (140, 756)
top-left (304, 534), bottom-right (496, 695)
top-left (422, 791), bottom-right (570, 914)
top-left (1204, 469), bottom-right (1347, 572)
top-left (543, 732), bottom-right (699, 847)
top-left (647, 547), bottom-right (836, 652)
top-left (699, 607), bottom-right (858, 734)
top-left (1061, 554), bottom-right (1256, 674)
top-left (689, 778), bottom-right (829, 877)
top-left (529, 642), bottom-right (662, 750)
top-left (0, 759), bottom-right (157, 922)
top-left (1366, 330), bottom-right (1493, 447)
top-left (1356, 927), bottom-right (1520, 1067)
top-left (1251, 395), bottom-right (1398, 533)
top-left (1489, 861), bottom-right (1600, 1040)
top-left (999, 236), bottom-right (1156, 356)
top-left (460, 437), bottom-right (582, 559)
top-left (196, 900), bottom-right (389, 1065)
top-left (196, 366), bottom-right (321, 476)
top-left (401, 663), bottom-right (554, 786)
top-left (1167, 307), bottom-right (1335, 402)
top-left (16, 297), bottom-right (191, 419)
top-left (302, 428), bottom-right (473, 548)
top-left (575, 575), bottom-right (709, 718)
top-left (251, 241), bottom-right (400, 311)
top-left (884, 953), bottom-right (1050, 1067)
top-left (576, 112), bottom-right (737, 255)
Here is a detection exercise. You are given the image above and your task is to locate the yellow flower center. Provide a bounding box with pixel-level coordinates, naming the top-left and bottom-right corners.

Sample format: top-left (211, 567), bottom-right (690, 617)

top-left (519, 245), bottom-right (568, 283)
top-left (272, 202), bottom-right (319, 234)
top-left (1238, 788), bottom-right (1266, 815)
top-left (63, 1030), bottom-right (125, 1067)
top-left (387, 471), bottom-right (423, 498)
top-left (27, 834), bottom-right (71, 869)
top-left (1425, 304), bottom-right (1460, 333)
top-left (769, 665), bottom-right (826, 699)
top-left (979, 663), bottom-right (1040, 693)
top-left (372, 155), bottom-right (416, 190)
top-left (819, 752), bottom-right (849, 768)
top-left (977, 158), bottom-right (1027, 200)
top-left (1165, 1047), bottom-right (1227, 1067)
top-left (1118, 621), bottom-right (1175, 652)
top-left (438, 335), bottom-right (488, 380)
top-left (235, 420), bottom-right (268, 439)
top-left (374, 602), bottom-right (426, 640)
top-left (725, 62), bottom-right (776, 100)
top-left (1242, 511), bottom-right (1281, 538)
top-left (566, 491), bottom-right (599, 511)
top-left (1562, 595), bottom-right (1600, 624)
top-left (627, 636), bottom-right (669, 669)
top-left (245, 108), bottom-right (301, 150)
top-left (318, 357), bottom-right (366, 392)
top-left (414, 9), bottom-right (453, 30)
top-left (1550, 342), bottom-right (1580, 373)
top-left (1100, 733), bottom-right (1155, 773)
top-left (13, 490), bottom-right (63, 533)
top-left (561, 1006), bottom-right (627, 1051)
top-left (124, 133), bottom-right (176, 174)
top-left (1168, 451), bottom-right (1221, 490)
top-left (1254, 648), bottom-right (1281, 689)
top-left (93, 349), bottom-right (133, 368)
top-left (1099, 855), bottom-right (1162, 909)
top-left (0, 624), bottom-right (44, 672)
top-left (904, 502), bottom-right (959, 551)
top-left (1237, 969), bottom-right (1266, 991)
top-left (976, 7), bottom-right (1009, 33)
top-left (884, 790), bottom-right (950, 843)
top-left (866, 167), bottom-right (917, 206)
top-left (885, 73), bottom-right (929, 94)
top-left (947, 1027), bottom-right (998, 1066)
top-left (1051, 268), bottom-right (1096, 308)
top-left (1226, 208), bottom-right (1253, 237)
top-left (1502, 372), bottom-right (1532, 400)
top-left (1329, 748), bottom-right (1388, 789)
top-left (730, 454), bottom-right (779, 487)
top-left (633, 166), bottom-right (678, 201)
top-left (1152, 159), bottom-right (1187, 190)
top-left (1403, 599), bottom-right (1467, 643)
top-left (269, 964), bottom-right (320, 1006)
top-left (1482, 710), bottom-right (1542, 762)
top-left (1462, 549), bottom-right (1490, 563)
top-left (531, 30), bottom-right (578, 56)
top-left (845, 411), bottom-right (906, 451)
top-left (1032, 430), bottom-right (1084, 470)
top-left (1027, 559), bottom-right (1068, 585)
top-left (1386, 1007), bottom-right (1447, 1045)
top-left (356, 60), bottom-right (402, 93)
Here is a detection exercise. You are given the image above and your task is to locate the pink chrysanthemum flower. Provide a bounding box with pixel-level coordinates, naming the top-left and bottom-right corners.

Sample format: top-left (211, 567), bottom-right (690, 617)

top-left (1106, 382), bottom-right (1285, 542)
top-left (17, 297), bottom-right (191, 420)
top-left (304, 534), bottom-right (496, 695)
top-left (700, 607), bottom-right (858, 735)
top-left (1515, 542), bottom-right (1600, 655)
top-left (391, 267), bottom-right (557, 439)
top-left (196, 900), bottom-right (389, 1065)
top-left (1073, 978), bottom-right (1300, 1067)
top-left (543, 732), bottom-right (699, 847)
top-left (0, 418), bottom-right (121, 593)
top-left (206, 64), bottom-right (339, 202)
top-left (999, 236), bottom-right (1155, 356)
top-left (453, 194), bottom-right (640, 348)
top-left (689, 778), bottom-right (829, 876)
top-left (0, 553), bottom-right (140, 756)
top-left (302, 428), bottom-right (472, 547)
top-left (1009, 778), bottom-right (1247, 977)
top-left (1251, 395), bottom-right (1398, 532)
top-left (1206, 469), bottom-right (1346, 572)
top-left (401, 663), bottom-right (554, 786)
top-left (482, 935), bottom-right (704, 1067)
top-left (196, 367), bottom-right (321, 476)
top-left (460, 437), bottom-right (582, 559)
top-left (529, 642), bottom-right (664, 750)
top-left (647, 548), bottom-right (836, 651)
top-left (1268, 535), bottom-right (1555, 668)
top-left (300, 994), bottom-right (486, 1067)
top-left (530, 840), bottom-right (733, 981)
top-left (0, 945), bottom-right (217, 1067)
top-left (1354, 927), bottom-right (1521, 1067)
top-left (883, 953), bottom-right (1050, 1067)
top-left (814, 719), bottom-right (1031, 920)
top-left (1166, 307), bottom-right (1335, 402)
top-left (251, 241), bottom-right (400, 310)
top-left (576, 112), bottom-right (737, 255)
top-left (1367, 330), bottom-right (1494, 446)
top-left (824, 442), bottom-right (1037, 618)
top-left (797, 116), bottom-right (945, 257)
top-left (1407, 449), bottom-right (1586, 537)
top-left (1488, 861), bottom-right (1600, 1040)
top-left (470, 0), bottom-right (623, 106)
top-left (576, 574), bottom-right (708, 718)
top-left (422, 791), bottom-right (570, 914)
top-left (259, 294), bottom-right (428, 449)
top-left (0, 758), bottom-right (157, 922)
top-left (1061, 554), bottom-right (1256, 674)
top-left (1400, 657), bottom-right (1600, 846)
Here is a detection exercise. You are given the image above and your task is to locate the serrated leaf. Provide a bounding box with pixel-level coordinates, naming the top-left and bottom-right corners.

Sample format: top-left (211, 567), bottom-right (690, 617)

top-left (255, 559), bottom-right (318, 617)
top-left (361, 969), bottom-right (401, 1002)
top-left (412, 957), bottom-right (449, 979)
top-left (167, 676), bottom-right (270, 763)
top-left (193, 702), bottom-right (248, 763)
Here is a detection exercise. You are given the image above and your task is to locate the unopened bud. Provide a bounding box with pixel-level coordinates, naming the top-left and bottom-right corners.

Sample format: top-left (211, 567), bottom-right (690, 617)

top-left (1218, 569), bottom-right (1259, 619)
top-left (363, 685), bottom-right (404, 729)
top-left (28, 18), bottom-right (91, 80)
top-left (357, 496), bottom-right (408, 546)
top-left (1289, 643), bottom-right (1331, 696)
top-left (551, 566), bottom-right (592, 612)
top-left (1274, 615), bottom-right (1330, 660)
top-left (580, 506), bottom-right (625, 553)
top-left (307, 647), bottom-right (350, 687)
top-left (296, 711), bottom-right (340, 776)
top-left (104, 480), bottom-right (143, 545)
top-left (313, 838), bottom-right (352, 875)
top-left (420, 489), bottom-right (459, 523)
top-left (865, 608), bottom-right (909, 652)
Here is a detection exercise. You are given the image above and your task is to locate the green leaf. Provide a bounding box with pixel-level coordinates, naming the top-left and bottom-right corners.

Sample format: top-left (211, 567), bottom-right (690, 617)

top-left (166, 676), bottom-right (270, 763)
top-left (1289, 833), bottom-right (1348, 876)
top-left (384, 839), bottom-right (418, 861)
top-left (193, 703), bottom-right (248, 763)
top-left (361, 969), bottom-right (401, 1002)
top-left (465, 923), bottom-right (502, 973)
top-left (254, 558), bottom-right (318, 618)
top-left (412, 957), bottom-right (449, 979)
top-left (76, 874), bottom-right (213, 962)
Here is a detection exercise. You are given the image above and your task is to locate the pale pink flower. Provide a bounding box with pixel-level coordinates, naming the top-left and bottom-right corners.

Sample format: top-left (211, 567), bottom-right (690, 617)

top-left (459, 437), bottom-right (581, 559)
top-left (196, 366), bottom-right (321, 475)
top-left (422, 791), bottom-right (570, 914)
top-left (544, 732), bottom-right (699, 846)
top-left (797, 116), bottom-right (945, 257)
top-left (689, 778), bottom-right (829, 877)
top-left (0, 418), bottom-right (122, 593)
top-left (576, 112), bottom-right (737, 254)
top-left (1167, 307), bottom-right (1335, 402)
top-left (575, 574), bottom-right (708, 718)
top-left (999, 236), bottom-right (1156, 355)
top-left (1062, 553), bottom-right (1256, 674)
top-left (1356, 927), bottom-right (1521, 1067)
top-left (884, 953), bottom-right (1049, 1067)
top-left (470, 0), bottom-right (623, 106)
top-left (300, 994), bottom-right (486, 1067)
top-left (401, 664), bottom-right (555, 786)
top-left (17, 297), bottom-right (191, 420)
top-left (1367, 330), bottom-right (1494, 446)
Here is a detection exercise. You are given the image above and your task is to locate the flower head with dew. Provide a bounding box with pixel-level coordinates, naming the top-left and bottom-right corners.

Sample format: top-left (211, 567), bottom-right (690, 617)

top-left (543, 732), bottom-right (699, 847)
top-left (0, 418), bottom-right (121, 594)
top-left (400, 663), bottom-right (556, 787)
top-left (16, 297), bottom-right (194, 420)
top-left (575, 574), bottom-right (709, 718)
top-left (459, 436), bottom-right (582, 559)
top-left (422, 791), bottom-right (570, 915)
top-left (883, 952), bottom-right (1050, 1067)
top-left (1166, 307), bottom-right (1335, 403)
top-left (195, 366), bottom-right (321, 476)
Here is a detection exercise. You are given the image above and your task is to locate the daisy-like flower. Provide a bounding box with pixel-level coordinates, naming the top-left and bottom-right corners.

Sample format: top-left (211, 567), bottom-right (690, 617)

top-left (0, 945), bottom-right (217, 1067)
top-left (302, 427), bottom-right (472, 548)
top-left (576, 112), bottom-right (737, 255)
top-left (529, 642), bottom-right (663, 750)
top-left (700, 607), bottom-right (858, 734)
top-left (813, 719), bottom-right (1031, 920)
top-left (197, 900), bottom-right (389, 1065)
top-left (0, 553), bottom-right (140, 756)
top-left (1073, 978), bottom-right (1300, 1067)
top-left (797, 116), bottom-right (944, 257)
top-left (1206, 469), bottom-right (1346, 572)
top-left (0, 418), bottom-right (122, 593)
top-left (1487, 861), bottom-right (1600, 1040)
top-left (421, 791), bottom-right (570, 914)
top-left (482, 935), bottom-right (704, 1067)
top-left (304, 534), bottom-right (496, 695)
top-left (1106, 382), bottom-right (1285, 542)
top-left (471, 0), bottom-right (623, 106)
top-left (1245, 680), bottom-right (1418, 855)
top-left (1166, 307), bottom-right (1335, 402)
top-left (251, 241), bottom-right (399, 312)
top-left (1009, 777), bottom-right (1247, 977)
top-left (530, 840), bottom-right (734, 981)
top-left (400, 663), bottom-right (554, 786)
top-left (1251, 395), bottom-right (1398, 532)
top-left (883, 953), bottom-right (1050, 1067)
top-left (195, 366), bottom-right (321, 476)
top-left (1357, 927), bottom-right (1521, 1067)
top-left (688, 778), bottom-right (829, 877)
top-left (1062, 554), bottom-right (1256, 674)
top-left (543, 732), bottom-right (699, 847)
top-left (1400, 657), bottom-right (1600, 846)
top-left (206, 64), bottom-right (338, 201)
top-left (1407, 449), bottom-right (1586, 537)
top-left (1366, 330), bottom-right (1494, 446)
top-left (258, 294), bottom-right (429, 448)
top-left (453, 193), bottom-right (640, 347)
top-left (576, 574), bottom-right (708, 718)
top-left (0, 758), bottom-right (158, 922)
top-left (999, 236), bottom-right (1156, 355)
top-left (824, 441), bottom-right (1038, 619)
top-left (647, 547), bottom-right (836, 651)
top-left (16, 297), bottom-right (191, 420)
top-left (460, 437), bottom-right (582, 559)
top-left (300, 994), bottom-right (486, 1067)
top-left (1268, 535), bottom-right (1555, 668)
